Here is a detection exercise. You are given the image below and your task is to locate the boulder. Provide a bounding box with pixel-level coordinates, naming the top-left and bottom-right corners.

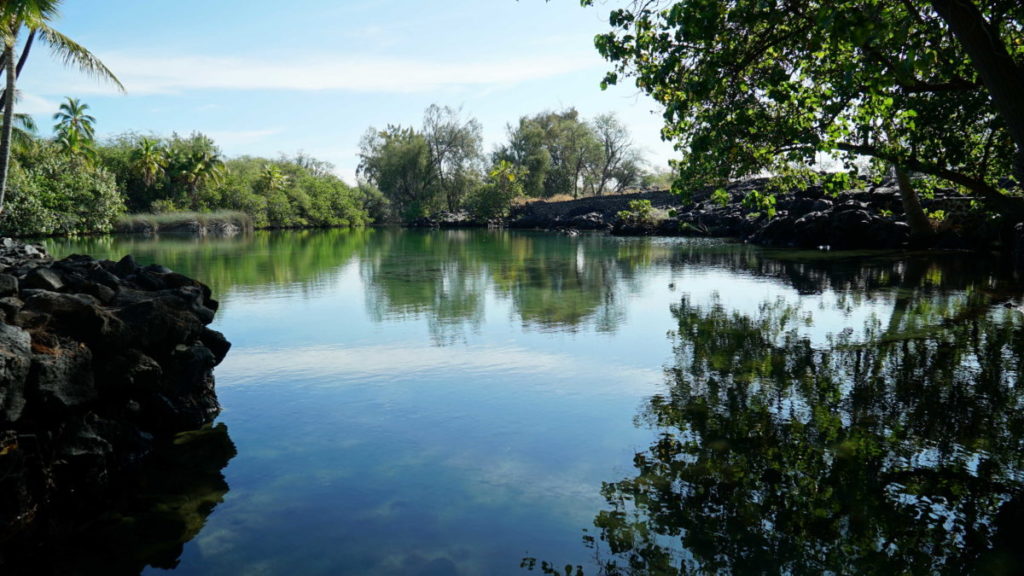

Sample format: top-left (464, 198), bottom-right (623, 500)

top-left (0, 323), bottom-right (31, 422)
top-left (0, 240), bottom-right (230, 543)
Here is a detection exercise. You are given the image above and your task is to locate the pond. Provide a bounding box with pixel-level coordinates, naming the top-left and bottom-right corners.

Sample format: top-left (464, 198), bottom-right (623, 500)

top-left (38, 228), bottom-right (1024, 575)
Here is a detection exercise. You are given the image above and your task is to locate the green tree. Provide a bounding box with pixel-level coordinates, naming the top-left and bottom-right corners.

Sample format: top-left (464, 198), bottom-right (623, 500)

top-left (470, 160), bottom-right (527, 220)
top-left (53, 97), bottom-right (97, 161)
top-left (53, 96), bottom-right (95, 141)
top-left (165, 133), bottom-right (225, 210)
top-left (260, 163), bottom-right (289, 194)
top-left (496, 109), bottom-right (604, 199)
top-left (423, 104), bottom-right (484, 212)
top-left (582, 0), bottom-right (1024, 236)
top-left (494, 117), bottom-right (552, 198)
top-left (358, 125), bottom-right (437, 220)
top-left (132, 137), bottom-right (166, 188)
top-left (5, 144), bottom-right (123, 235)
top-left (9, 111), bottom-right (36, 158)
top-left (0, 0), bottom-right (123, 214)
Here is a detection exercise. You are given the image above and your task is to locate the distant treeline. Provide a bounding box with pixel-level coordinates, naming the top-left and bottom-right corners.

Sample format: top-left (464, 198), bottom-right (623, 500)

top-left (5, 123), bottom-right (378, 236)
top-left (1, 99), bottom-right (669, 236)
top-left (359, 105), bottom-right (668, 222)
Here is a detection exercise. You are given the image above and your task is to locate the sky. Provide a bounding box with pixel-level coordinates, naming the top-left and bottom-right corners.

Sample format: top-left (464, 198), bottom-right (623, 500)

top-left (16, 0), bottom-right (677, 184)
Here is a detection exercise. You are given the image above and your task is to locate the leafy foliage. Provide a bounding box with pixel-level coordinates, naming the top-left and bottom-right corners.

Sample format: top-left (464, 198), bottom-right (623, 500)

top-left (582, 0), bottom-right (1024, 217)
top-left (4, 145), bottom-right (123, 235)
top-left (358, 125), bottom-right (437, 220)
top-left (494, 108), bottom-right (643, 199)
top-left (469, 160), bottom-right (527, 220)
top-left (96, 133), bottom-right (372, 229)
top-left (616, 199), bottom-right (655, 226)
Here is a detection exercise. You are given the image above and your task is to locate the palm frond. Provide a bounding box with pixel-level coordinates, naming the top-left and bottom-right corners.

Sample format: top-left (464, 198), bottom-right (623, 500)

top-left (14, 112), bottom-right (34, 133)
top-left (36, 24), bottom-right (124, 92)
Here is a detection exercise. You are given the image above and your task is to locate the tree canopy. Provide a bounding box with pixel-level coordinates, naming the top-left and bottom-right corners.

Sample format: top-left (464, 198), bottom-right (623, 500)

top-left (582, 0), bottom-right (1024, 218)
top-left (0, 0), bottom-right (123, 216)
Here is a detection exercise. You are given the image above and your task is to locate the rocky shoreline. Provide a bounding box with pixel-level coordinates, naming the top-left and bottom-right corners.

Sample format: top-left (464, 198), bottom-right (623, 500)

top-left (506, 179), bottom-right (1005, 251)
top-left (408, 179), bottom-right (1010, 253)
top-left (0, 239), bottom-right (230, 570)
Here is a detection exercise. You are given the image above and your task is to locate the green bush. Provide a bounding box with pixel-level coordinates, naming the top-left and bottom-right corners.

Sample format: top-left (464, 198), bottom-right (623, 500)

top-left (617, 199), bottom-right (655, 226)
top-left (469, 161), bottom-right (526, 220)
top-left (3, 152), bottom-right (125, 236)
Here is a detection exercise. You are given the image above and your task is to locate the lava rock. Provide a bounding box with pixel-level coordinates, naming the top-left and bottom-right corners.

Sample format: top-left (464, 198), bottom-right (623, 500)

top-left (0, 240), bottom-right (230, 541)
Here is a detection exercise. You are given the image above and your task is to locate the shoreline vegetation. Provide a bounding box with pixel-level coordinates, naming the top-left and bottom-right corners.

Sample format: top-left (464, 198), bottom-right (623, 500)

top-left (115, 211), bottom-right (254, 237)
top-left (1, 100), bottom-right (1018, 260)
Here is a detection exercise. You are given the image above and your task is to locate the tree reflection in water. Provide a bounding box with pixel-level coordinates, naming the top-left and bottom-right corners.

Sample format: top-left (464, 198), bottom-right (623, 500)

top-left (360, 230), bottom-right (657, 344)
top-left (530, 254), bottom-right (1024, 576)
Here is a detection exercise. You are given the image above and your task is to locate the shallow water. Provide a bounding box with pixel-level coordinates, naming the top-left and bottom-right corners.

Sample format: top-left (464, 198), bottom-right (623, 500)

top-left (42, 229), bottom-right (1024, 575)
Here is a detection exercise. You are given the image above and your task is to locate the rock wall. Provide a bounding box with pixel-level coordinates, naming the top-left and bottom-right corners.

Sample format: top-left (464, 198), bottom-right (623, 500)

top-left (509, 189), bottom-right (680, 231)
top-left (507, 181), bottom-right (1004, 251)
top-left (0, 239), bottom-right (230, 544)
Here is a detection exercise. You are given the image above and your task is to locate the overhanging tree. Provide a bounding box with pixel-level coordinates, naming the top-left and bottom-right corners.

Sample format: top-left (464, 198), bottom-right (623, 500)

top-left (581, 0), bottom-right (1024, 230)
top-left (0, 0), bottom-right (123, 214)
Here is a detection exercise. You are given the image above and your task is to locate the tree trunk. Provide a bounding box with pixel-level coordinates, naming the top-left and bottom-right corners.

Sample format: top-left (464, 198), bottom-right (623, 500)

top-left (930, 0), bottom-right (1024, 180)
top-left (894, 165), bottom-right (934, 246)
top-left (0, 45), bottom-right (17, 214)
top-left (0, 30), bottom-right (33, 116)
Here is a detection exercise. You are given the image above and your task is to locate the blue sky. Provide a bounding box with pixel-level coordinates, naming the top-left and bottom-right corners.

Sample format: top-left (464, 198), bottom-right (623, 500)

top-left (17, 0), bottom-right (674, 182)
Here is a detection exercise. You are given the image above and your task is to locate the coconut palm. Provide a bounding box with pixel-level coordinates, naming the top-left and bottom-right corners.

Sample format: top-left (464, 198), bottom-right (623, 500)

top-left (53, 96), bottom-right (95, 141)
top-left (0, 0), bottom-right (124, 212)
top-left (54, 125), bottom-right (96, 162)
top-left (10, 111), bottom-right (35, 153)
top-left (132, 137), bottom-right (167, 188)
top-left (261, 163), bottom-right (289, 193)
top-left (180, 149), bottom-right (225, 209)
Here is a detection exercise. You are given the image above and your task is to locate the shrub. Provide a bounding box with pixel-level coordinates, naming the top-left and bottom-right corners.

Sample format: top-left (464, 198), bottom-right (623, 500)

top-left (617, 199), bottom-right (655, 226)
top-left (3, 152), bottom-right (125, 236)
top-left (470, 161), bottom-right (527, 220)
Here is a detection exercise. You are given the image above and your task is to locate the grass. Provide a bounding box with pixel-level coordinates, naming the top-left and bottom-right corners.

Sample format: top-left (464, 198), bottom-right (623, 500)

top-left (116, 210), bottom-right (254, 235)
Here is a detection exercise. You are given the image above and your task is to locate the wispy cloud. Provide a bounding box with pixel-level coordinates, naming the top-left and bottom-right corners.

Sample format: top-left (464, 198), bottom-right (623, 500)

top-left (17, 93), bottom-right (60, 115)
top-left (42, 51), bottom-right (603, 96)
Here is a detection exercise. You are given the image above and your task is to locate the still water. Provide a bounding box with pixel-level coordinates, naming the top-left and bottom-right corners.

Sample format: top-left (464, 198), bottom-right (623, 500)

top-left (42, 229), bottom-right (1024, 575)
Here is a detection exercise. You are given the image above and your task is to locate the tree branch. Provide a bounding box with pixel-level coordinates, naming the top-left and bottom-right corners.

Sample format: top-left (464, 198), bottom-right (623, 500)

top-left (836, 141), bottom-right (1024, 216)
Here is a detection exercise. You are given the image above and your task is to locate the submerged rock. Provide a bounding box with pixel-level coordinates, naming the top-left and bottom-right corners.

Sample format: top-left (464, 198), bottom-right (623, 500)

top-left (0, 239), bottom-right (230, 560)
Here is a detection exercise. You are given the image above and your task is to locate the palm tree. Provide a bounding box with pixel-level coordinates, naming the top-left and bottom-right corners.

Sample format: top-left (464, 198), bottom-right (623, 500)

top-left (53, 97), bottom-right (97, 162)
top-left (261, 163), bottom-right (289, 193)
top-left (53, 96), bottom-right (95, 141)
top-left (0, 0), bottom-right (123, 213)
top-left (132, 137), bottom-right (166, 188)
top-left (54, 125), bottom-right (96, 162)
top-left (181, 149), bottom-right (225, 209)
top-left (10, 111), bottom-right (36, 155)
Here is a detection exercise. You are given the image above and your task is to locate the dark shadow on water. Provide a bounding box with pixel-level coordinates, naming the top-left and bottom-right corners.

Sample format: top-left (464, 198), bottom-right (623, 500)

top-left (527, 251), bottom-right (1024, 575)
top-left (0, 423), bottom-right (236, 575)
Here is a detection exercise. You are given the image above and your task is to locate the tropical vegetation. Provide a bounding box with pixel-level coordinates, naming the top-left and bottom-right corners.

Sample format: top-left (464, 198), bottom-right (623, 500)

top-left (0, 0), bottom-right (123, 216)
top-left (581, 0), bottom-right (1024, 240)
top-left (359, 105), bottom-right (648, 222)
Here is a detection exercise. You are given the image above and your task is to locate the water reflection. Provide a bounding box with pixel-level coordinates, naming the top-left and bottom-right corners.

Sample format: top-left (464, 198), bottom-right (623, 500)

top-left (0, 424), bottom-right (236, 575)
top-left (360, 230), bottom-right (665, 343)
top-left (42, 229), bottom-right (373, 300)
top-left (530, 257), bottom-right (1024, 575)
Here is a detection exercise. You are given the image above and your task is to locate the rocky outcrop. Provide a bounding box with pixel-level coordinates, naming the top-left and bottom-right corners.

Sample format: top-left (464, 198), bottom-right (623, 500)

top-left (749, 200), bottom-right (911, 249)
top-left (509, 189), bottom-right (679, 231)
top-left (0, 239), bottom-right (230, 553)
top-left (507, 180), bottom-right (1004, 251)
top-left (406, 210), bottom-right (485, 229)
